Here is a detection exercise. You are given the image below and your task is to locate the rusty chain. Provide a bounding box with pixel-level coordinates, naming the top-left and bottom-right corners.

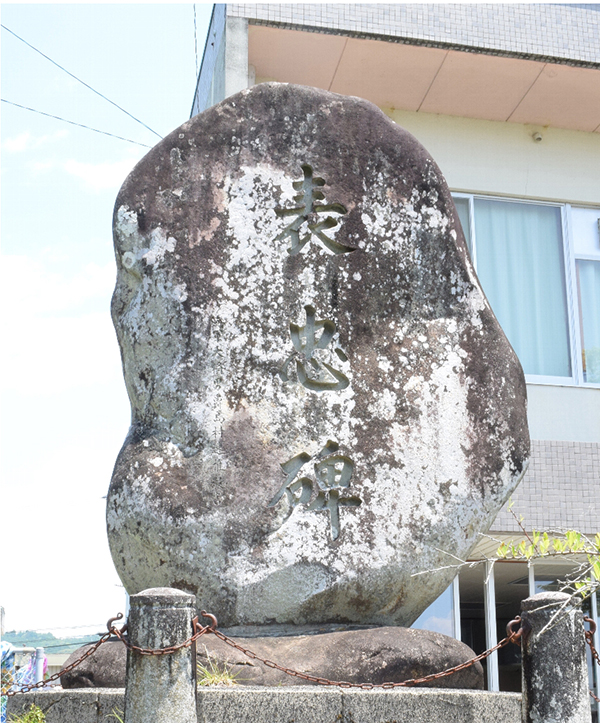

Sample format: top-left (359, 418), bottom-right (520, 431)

top-left (109, 613), bottom-right (209, 655)
top-left (2, 612), bottom-right (213, 697)
top-left (583, 616), bottom-right (600, 703)
top-left (199, 613), bottom-right (527, 689)
top-left (4, 610), bottom-right (598, 697)
top-left (584, 616), bottom-right (599, 666)
top-left (2, 629), bottom-right (114, 697)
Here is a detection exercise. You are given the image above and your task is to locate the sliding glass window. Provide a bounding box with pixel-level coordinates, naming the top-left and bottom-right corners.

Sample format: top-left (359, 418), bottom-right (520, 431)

top-left (452, 195), bottom-right (600, 386)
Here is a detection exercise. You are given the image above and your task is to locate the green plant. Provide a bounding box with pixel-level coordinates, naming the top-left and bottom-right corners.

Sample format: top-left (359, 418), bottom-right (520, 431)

top-left (105, 708), bottom-right (124, 723)
top-left (414, 501), bottom-right (600, 626)
top-left (495, 502), bottom-right (600, 599)
top-left (197, 647), bottom-right (239, 686)
top-left (9, 704), bottom-right (46, 723)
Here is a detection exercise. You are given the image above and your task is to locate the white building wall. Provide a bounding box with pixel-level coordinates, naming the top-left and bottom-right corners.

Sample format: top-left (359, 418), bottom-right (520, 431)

top-left (385, 108), bottom-right (600, 207)
top-left (384, 108), bottom-right (600, 445)
top-left (527, 385), bottom-right (600, 443)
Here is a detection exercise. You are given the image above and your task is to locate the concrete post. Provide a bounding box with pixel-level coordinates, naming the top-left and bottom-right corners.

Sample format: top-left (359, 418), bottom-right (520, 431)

top-left (124, 587), bottom-right (197, 723)
top-left (521, 591), bottom-right (591, 723)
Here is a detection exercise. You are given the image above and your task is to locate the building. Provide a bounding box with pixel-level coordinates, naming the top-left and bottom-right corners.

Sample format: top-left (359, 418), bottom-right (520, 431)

top-left (192, 3), bottom-right (600, 701)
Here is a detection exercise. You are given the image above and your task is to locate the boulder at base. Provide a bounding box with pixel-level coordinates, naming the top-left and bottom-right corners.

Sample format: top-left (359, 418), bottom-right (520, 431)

top-left (107, 82), bottom-right (529, 629)
top-left (61, 628), bottom-right (483, 690)
top-left (61, 639), bottom-right (125, 688)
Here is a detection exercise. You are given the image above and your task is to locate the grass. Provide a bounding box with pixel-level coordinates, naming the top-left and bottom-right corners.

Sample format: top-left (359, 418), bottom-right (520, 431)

top-left (197, 647), bottom-right (239, 686)
top-left (9, 704), bottom-right (46, 723)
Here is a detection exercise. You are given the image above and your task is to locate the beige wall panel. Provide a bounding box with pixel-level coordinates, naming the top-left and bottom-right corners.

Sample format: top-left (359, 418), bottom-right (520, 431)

top-left (249, 25), bottom-right (346, 89)
top-left (419, 50), bottom-right (543, 122)
top-left (526, 384), bottom-right (600, 443)
top-left (386, 109), bottom-right (600, 205)
top-left (509, 64), bottom-right (600, 132)
top-left (330, 37), bottom-right (446, 111)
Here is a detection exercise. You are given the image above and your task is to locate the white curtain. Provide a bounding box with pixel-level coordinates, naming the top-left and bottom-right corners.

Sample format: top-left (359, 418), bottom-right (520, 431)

top-left (577, 260), bottom-right (600, 383)
top-left (473, 199), bottom-right (571, 378)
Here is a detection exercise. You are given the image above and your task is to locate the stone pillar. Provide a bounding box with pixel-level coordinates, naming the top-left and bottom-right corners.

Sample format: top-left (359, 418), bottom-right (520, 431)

top-left (521, 591), bottom-right (591, 723)
top-left (124, 588), bottom-right (197, 723)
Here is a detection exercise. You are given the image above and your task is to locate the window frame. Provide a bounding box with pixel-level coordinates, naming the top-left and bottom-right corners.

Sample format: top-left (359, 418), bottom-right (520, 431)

top-left (451, 192), bottom-right (600, 389)
top-left (568, 205), bottom-right (600, 386)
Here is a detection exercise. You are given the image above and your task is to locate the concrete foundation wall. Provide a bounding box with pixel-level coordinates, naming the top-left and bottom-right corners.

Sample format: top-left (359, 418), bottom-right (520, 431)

top-left (8, 688), bottom-right (521, 723)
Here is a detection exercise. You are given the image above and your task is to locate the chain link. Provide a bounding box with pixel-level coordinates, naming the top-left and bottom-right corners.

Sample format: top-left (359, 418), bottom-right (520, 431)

top-left (2, 612), bottom-right (214, 697)
top-left (109, 615), bottom-right (209, 656)
top-left (583, 616), bottom-right (600, 703)
top-left (5, 609), bottom-right (597, 697)
top-left (209, 628), bottom-right (516, 688)
top-left (3, 630), bottom-right (114, 697)
top-left (584, 616), bottom-right (599, 666)
top-left (201, 614), bottom-right (527, 689)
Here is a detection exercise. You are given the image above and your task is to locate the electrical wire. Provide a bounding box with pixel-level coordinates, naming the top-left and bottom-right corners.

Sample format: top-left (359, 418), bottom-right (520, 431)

top-left (1, 99), bottom-right (152, 148)
top-left (1, 23), bottom-right (162, 140)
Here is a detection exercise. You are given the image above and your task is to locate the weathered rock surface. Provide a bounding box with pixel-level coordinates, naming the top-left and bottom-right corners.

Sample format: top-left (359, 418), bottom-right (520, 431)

top-left (107, 82), bottom-right (529, 628)
top-left (198, 627), bottom-right (484, 689)
top-left (61, 640), bottom-right (125, 689)
top-left (61, 628), bottom-right (483, 689)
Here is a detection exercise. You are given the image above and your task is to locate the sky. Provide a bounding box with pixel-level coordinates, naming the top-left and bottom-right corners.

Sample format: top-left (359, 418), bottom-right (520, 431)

top-left (0, 0), bottom-right (456, 642)
top-left (1, 2), bottom-right (214, 636)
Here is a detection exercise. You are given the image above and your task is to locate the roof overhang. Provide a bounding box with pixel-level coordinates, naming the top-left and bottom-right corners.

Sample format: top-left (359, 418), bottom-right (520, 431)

top-left (249, 24), bottom-right (600, 133)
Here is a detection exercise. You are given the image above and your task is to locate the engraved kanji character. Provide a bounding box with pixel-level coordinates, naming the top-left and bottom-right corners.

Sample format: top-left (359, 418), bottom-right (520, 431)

top-left (280, 305), bottom-right (349, 391)
top-left (274, 165), bottom-right (353, 256)
top-left (268, 441), bottom-right (361, 540)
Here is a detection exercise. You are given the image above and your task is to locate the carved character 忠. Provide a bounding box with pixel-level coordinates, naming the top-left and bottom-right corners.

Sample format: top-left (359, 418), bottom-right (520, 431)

top-left (280, 305), bottom-right (349, 391)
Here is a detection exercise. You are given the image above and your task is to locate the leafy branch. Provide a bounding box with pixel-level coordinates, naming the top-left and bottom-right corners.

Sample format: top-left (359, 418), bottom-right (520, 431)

top-left (491, 500), bottom-right (600, 599)
top-left (496, 528), bottom-right (600, 598)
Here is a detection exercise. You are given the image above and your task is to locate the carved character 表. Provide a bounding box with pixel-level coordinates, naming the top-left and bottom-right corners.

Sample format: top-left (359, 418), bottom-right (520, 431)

top-left (274, 164), bottom-right (353, 255)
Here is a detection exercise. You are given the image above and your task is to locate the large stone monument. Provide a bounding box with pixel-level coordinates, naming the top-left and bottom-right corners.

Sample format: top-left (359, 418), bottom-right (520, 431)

top-left (107, 83), bottom-right (529, 631)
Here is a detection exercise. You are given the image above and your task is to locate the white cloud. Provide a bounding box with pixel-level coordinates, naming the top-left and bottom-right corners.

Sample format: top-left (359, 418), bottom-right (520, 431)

top-left (2, 129), bottom-right (68, 153)
top-left (1, 255), bottom-right (131, 631)
top-left (2, 310), bottom-right (123, 395)
top-left (63, 156), bottom-right (139, 191)
top-left (3, 132), bottom-right (31, 153)
top-left (415, 615), bottom-right (453, 637)
top-left (29, 160), bottom-right (56, 174)
top-left (2, 434), bottom-right (128, 633)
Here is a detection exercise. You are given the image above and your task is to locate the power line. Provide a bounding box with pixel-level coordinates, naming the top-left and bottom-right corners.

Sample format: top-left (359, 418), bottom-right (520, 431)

top-left (1, 23), bottom-right (162, 140)
top-left (35, 639), bottom-right (101, 650)
top-left (1, 99), bottom-right (152, 148)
